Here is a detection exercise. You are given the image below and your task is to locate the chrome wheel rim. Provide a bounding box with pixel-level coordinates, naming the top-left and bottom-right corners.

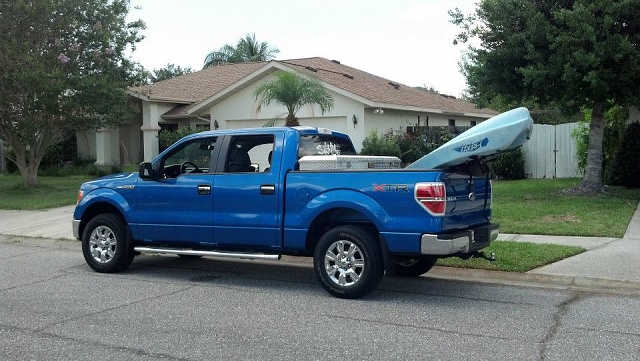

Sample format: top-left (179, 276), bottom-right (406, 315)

top-left (324, 240), bottom-right (365, 287)
top-left (89, 225), bottom-right (117, 264)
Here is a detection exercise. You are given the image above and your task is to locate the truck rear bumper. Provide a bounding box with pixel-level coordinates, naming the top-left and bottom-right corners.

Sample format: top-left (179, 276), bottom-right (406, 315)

top-left (420, 223), bottom-right (499, 255)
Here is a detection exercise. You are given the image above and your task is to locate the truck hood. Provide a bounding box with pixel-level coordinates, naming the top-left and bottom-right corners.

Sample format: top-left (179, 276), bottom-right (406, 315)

top-left (80, 172), bottom-right (138, 191)
top-left (407, 107), bottom-right (533, 170)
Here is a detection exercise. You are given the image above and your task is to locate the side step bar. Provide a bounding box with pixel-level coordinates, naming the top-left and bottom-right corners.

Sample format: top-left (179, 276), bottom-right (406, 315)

top-left (133, 246), bottom-right (281, 260)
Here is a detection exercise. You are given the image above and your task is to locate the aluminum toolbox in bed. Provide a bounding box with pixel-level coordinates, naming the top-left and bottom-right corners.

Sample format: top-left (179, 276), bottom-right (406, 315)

top-left (298, 155), bottom-right (402, 171)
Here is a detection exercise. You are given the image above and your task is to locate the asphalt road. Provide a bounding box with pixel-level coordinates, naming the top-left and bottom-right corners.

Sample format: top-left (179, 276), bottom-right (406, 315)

top-left (2, 235), bottom-right (639, 360)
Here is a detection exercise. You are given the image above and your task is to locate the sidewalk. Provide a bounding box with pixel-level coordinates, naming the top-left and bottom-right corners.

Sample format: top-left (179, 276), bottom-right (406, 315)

top-left (1, 203), bottom-right (640, 294)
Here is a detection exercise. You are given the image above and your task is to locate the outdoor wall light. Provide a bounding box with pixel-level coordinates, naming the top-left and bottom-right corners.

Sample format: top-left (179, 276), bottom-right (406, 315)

top-left (373, 108), bottom-right (384, 114)
top-left (213, 119), bottom-right (219, 130)
top-left (352, 114), bottom-right (358, 128)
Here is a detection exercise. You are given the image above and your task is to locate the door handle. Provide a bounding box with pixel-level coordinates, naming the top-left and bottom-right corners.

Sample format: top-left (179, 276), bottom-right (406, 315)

top-left (197, 185), bottom-right (211, 195)
top-left (260, 184), bottom-right (275, 195)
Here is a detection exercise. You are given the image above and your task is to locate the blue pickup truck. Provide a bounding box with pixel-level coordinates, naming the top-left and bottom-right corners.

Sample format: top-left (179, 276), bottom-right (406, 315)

top-left (73, 109), bottom-right (532, 298)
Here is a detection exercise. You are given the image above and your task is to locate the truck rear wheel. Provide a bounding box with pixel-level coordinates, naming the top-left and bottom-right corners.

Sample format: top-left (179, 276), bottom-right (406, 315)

top-left (313, 225), bottom-right (384, 299)
top-left (82, 214), bottom-right (134, 273)
top-left (394, 256), bottom-right (438, 277)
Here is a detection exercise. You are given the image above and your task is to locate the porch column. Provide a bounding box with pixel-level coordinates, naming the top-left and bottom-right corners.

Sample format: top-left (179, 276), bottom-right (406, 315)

top-left (95, 127), bottom-right (116, 169)
top-left (141, 125), bottom-right (160, 161)
top-left (141, 101), bottom-right (161, 161)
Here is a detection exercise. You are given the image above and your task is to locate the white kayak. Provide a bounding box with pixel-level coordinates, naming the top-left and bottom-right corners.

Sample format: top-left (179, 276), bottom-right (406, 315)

top-left (407, 107), bottom-right (534, 170)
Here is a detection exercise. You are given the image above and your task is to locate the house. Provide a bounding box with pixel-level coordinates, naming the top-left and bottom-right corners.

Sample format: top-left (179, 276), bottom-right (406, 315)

top-left (76, 57), bottom-right (498, 167)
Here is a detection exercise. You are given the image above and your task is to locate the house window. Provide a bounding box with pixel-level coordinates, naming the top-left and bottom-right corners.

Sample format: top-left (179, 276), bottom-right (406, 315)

top-left (470, 120), bottom-right (477, 127)
top-left (160, 123), bottom-right (178, 132)
top-left (448, 119), bottom-right (456, 126)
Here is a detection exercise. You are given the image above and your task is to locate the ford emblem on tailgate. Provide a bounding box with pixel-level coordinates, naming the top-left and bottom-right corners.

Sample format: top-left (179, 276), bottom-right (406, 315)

top-left (468, 192), bottom-right (476, 201)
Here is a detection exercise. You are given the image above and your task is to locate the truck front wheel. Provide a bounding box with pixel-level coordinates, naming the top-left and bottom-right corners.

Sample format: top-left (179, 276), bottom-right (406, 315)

top-left (394, 256), bottom-right (438, 277)
top-left (82, 214), bottom-right (134, 273)
top-left (313, 225), bottom-right (384, 299)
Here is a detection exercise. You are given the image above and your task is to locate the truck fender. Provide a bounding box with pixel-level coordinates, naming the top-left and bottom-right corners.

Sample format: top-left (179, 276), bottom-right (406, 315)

top-left (295, 189), bottom-right (391, 230)
top-left (74, 188), bottom-right (131, 234)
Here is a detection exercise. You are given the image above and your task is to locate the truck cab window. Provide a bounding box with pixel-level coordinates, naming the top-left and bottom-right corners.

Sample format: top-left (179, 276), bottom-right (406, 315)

top-left (225, 135), bottom-right (275, 173)
top-left (161, 137), bottom-right (217, 178)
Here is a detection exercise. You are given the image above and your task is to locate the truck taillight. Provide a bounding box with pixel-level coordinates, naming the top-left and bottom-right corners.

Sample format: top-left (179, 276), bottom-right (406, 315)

top-left (415, 182), bottom-right (446, 216)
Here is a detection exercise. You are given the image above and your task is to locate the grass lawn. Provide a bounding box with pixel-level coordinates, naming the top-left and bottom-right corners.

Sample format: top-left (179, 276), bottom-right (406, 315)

top-left (436, 241), bottom-right (586, 272)
top-left (0, 174), bottom-right (92, 209)
top-left (492, 178), bottom-right (640, 238)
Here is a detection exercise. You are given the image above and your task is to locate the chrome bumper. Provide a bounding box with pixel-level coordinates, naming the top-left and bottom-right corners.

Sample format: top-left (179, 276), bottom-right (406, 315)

top-left (420, 224), bottom-right (499, 255)
top-left (72, 219), bottom-right (81, 239)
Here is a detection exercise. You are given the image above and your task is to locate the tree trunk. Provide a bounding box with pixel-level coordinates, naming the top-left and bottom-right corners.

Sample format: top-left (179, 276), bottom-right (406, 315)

top-left (578, 102), bottom-right (605, 193)
top-left (20, 163), bottom-right (40, 187)
top-left (285, 114), bottom-right (300, 127)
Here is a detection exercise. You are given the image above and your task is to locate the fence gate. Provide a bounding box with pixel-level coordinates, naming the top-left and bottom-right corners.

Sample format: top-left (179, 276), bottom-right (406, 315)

top-left (522, 123), bottom-right (580, 178)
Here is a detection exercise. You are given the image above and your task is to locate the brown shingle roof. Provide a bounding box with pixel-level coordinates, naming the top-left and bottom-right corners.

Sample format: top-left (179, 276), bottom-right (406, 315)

top-left (129, 61), bottom-right (265, 103)
top-left (281, 58), bottom-right (495, 116)
top-left (128, 57), bottom-right (496, 117)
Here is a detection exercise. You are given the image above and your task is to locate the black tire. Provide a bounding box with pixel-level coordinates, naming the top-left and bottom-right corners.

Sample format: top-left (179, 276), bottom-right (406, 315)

top-left (394, 256), bottom-right (438, 277)
top-left (82, 213), bottom-right (134, 273)
top-left (313, 225), bottom-right (384, 299)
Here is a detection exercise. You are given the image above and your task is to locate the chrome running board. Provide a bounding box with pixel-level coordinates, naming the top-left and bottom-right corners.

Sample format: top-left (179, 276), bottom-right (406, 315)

top-left (133, 246), bottom-right (281, 260)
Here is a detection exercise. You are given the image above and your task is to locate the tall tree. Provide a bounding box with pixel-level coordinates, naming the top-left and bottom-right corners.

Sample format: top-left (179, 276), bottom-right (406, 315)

top-left (0, 0), bottom-right (145, 186)
top-left (150, 63), bottom-right (193, 83)
top-left (203, 33), bottom-right (279, 68)
top-left (450, 0), bottom-right (640, 193)
top-left (253, 71), bottom-right (334, 126)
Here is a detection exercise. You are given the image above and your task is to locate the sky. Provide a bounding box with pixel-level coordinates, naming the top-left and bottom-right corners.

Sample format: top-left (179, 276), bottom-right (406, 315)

top-left (126, 0), bottom-right (478, 97)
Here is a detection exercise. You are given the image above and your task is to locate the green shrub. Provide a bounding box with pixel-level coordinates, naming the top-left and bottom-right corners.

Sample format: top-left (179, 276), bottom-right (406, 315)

top-left (4, 136), bottom-right (78, 174)
top-left (158, 127), bottom-right (199, 151)
top-left (360, 131), bottom-right (401, 158)
top-left (361, 127), bottom-right (454, 165)
top-left (492, 148), bottom-right (525, 180)
top-left (608, 122), bottom-right (640, 188)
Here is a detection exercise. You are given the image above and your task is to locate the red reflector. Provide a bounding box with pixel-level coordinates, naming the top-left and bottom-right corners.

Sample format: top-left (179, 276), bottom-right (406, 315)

top-left (415, 182), bottom-right (446, 216)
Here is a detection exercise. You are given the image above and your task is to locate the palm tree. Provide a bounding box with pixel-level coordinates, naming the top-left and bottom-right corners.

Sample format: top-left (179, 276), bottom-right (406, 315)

top-left (254, 71), bottom-right (334, 126)
top-left (203, 33), bottom-right (279, 68)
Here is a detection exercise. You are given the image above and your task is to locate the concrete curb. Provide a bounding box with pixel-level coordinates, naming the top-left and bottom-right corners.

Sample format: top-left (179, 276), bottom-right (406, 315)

top-left (428, 266), bottom-right (640, 296)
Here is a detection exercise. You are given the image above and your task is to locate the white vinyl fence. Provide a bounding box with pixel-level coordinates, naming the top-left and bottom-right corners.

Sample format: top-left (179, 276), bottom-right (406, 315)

top-left (522, 123), bottom-right (581, 178)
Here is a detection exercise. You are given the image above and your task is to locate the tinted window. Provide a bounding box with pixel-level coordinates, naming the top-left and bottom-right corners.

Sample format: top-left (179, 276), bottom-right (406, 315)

top-left (298, 135), bottom-right (356, 158)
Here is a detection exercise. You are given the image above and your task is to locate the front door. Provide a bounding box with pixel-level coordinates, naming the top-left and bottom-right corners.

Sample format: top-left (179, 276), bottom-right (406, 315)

top-left (133, 136), bottom-right (218, 243)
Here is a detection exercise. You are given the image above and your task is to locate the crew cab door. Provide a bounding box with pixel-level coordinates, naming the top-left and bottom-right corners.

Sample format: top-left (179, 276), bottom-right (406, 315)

top-left (211, 133), bottom-right (283, 248)
top-left (133, 136), bottom-right (218, 243)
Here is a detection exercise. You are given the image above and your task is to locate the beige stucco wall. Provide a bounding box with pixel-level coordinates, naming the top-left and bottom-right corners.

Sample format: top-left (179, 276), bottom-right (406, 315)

top-left (203, 77), bottom-right (491, 151)
top-left (363, 108), bottom-right (486, 145)
top-left (206, 74), bottom-right (369, 149)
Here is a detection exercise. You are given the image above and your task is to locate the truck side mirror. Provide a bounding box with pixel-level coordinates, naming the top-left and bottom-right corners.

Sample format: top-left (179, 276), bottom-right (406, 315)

top-left (138, 162), bottom-right (155, 180)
